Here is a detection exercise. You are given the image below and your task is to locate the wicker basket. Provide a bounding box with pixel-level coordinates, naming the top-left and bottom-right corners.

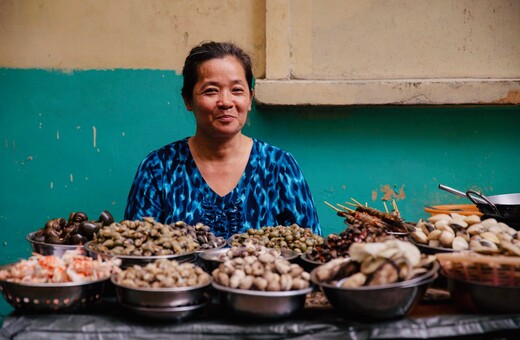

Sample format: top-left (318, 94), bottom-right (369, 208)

top-left (436, 252), bottom-right (520, 287)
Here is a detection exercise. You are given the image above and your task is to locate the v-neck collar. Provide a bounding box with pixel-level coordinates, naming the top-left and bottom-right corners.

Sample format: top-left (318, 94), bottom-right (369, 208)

top-left (186, 138), bottom-right (255, 200)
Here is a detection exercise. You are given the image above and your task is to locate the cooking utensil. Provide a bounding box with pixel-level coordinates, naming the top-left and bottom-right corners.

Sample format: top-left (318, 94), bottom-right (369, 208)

top-left (438, 184), bottom-right (520, 225)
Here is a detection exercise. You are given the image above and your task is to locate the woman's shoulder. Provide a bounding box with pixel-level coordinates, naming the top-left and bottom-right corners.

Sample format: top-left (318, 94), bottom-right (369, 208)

top-left (141, 137), bottom-right (190, 164)
top-left (253, 138), bottom-right (290, 157)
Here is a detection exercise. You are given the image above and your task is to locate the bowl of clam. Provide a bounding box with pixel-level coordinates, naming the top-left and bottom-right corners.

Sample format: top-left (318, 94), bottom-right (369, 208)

top-left (410, 213), bottom-right (520, 256)
top-left (111, 259), bottom-right (211, 321)
top-left (211, 251), bottom-right (313, 319)
top-left (310, 239), bottom-right (439, 320)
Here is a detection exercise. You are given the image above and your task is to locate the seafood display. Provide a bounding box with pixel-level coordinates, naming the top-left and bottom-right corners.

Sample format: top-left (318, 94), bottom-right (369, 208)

top-left (313, 240), bottom-right (436, 288)
top-left (89, 217), bottom-right (200, 256)
top-left (212, 254), bottom-right (310, 291)
top-left (0, 249), bottom-right (121, 283)
top-left (228, 224), bottom-right (325, 253)
top-left (307, 203), bottom-right (410, 263)
top-left (170, 221), bottom-right (226, 250)
top-left (113, 259), bottom-right (211, 289)
top-left (30, 210), bottom-right (114, 245)
top-left (411, 214), bottom-right (520, 255)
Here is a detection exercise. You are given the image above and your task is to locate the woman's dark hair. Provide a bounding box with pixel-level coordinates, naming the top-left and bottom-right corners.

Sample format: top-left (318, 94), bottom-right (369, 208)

top-left (181, 41), bottom-right (253, 103)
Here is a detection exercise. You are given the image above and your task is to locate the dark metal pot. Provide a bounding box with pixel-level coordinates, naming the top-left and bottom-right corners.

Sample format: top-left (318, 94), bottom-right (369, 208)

top-left (466, 190), bottom-right (520, 223)
top-left (438, 184), bottom-right (520, 226)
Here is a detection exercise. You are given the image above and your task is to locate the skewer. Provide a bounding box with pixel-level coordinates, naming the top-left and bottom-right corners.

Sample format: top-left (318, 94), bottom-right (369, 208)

top-left (392, 199), bottom-right (400, 214)
top-left (324, 201), bottom-right (342, 212)
top-left (350, 198), bottom-right (364, 206)
top-left (337, 203), bottom-right (355, 212)
top-left (383, 201), bottom-right (389, 213)
top-left (343, 201), bottom-right (358, 207)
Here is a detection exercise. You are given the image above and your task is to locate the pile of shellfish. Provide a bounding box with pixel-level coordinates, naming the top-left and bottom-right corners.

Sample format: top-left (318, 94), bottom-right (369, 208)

top-left (313, 240), bottom-right (436, 288)
top-left (228, 224), bottom-right (325, 254)
top-left (411, 214), bottom-right (520, 256)
top-left (90, 217), bottom-right (200, 256)
top-left (113, 259), bottom-right (210, 289)
top-left (31, 210), bottom-right (114, 245)
top-left (170, 221), bottom-right (226, 250)
top-left (212, 254), bottom-right (310, 291)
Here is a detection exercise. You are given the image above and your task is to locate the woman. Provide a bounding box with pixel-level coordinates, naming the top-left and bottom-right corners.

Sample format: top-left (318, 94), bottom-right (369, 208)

top-left (124, 41), bottom-right (321, 238)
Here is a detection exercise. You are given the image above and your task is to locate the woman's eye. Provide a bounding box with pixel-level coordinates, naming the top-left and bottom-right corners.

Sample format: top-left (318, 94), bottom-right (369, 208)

top-left (204, 88), bottom-right (218, 94)
top-left (232, 88), bottom-right (245, 94)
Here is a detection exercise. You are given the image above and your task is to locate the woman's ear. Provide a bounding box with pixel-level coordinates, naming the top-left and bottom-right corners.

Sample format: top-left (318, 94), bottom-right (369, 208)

top-left (183, 95), bottom-right (193, 111)
top-left (248, 89), bottom-right (254, 111)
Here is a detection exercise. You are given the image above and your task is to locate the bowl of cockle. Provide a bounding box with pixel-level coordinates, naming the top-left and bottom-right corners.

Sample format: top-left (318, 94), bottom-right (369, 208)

top-left (111, 258), bottom-right (211, 321)
top-left (310, 240), bottom-right (439, 320)
top-left (0, 249), bottom-right (121, 313)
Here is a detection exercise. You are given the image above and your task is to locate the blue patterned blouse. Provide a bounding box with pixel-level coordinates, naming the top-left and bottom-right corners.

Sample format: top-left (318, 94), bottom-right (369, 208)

top-left (124, 137), bottom-right (321, 239)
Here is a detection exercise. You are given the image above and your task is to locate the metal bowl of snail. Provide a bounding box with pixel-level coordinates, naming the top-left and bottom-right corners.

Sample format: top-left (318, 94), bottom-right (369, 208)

top-left (110, 259), bottom-right (212, 308)
top-left (210, 253), bottom-right (313, 319)
top-left (26, 232), bottom-right (83, 257)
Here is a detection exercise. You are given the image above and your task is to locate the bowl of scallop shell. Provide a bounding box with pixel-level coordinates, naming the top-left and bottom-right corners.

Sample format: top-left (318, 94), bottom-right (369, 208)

top-left (211, 250), bottom-right (313, 319)
top-left (111, 258), bottom-right (212, 321)
top-left (310, 239), bottom-right (439, 320)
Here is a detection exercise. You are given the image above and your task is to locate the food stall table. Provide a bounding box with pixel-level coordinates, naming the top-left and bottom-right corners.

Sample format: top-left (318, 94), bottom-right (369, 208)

top-left (1, 299), bottom-right (519, 339)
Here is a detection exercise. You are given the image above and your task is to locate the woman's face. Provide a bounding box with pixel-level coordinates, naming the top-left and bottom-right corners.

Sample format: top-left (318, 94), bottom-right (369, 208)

top-left (184, 56), bottom-right (253, 140)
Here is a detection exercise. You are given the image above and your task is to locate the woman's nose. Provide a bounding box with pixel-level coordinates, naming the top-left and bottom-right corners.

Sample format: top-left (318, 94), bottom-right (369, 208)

top-left (217, 91), bottom-right (233, 107)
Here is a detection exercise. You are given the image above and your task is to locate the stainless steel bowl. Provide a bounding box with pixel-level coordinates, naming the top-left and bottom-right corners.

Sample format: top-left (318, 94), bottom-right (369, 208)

top-left (26, 232), bottom-right (84, 257)
top-left (197, 247), bottom-right (230, 273)
top-left (111, 275), bottom-right (211, 308)
top-left (85, 241), bottom-right (197, 269)
top-left (120, 297), bottom-right (208, 322)
top-left (310, 262), bottom-right (439, 320)
top-left (448, 277), bottom-right (520, 314)
top-left (298, 253), bottom-right (327, 273)
top-left (198, 247), bottom-right (300, 273)
top-left (212, 282), bottom-right (312, 319)
top-left (0, 266), bottom-right (108, 313)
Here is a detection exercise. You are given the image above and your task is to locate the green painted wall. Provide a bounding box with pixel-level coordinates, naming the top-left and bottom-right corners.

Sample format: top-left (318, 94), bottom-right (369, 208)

top-left (1, 68), bottom-right (520, 317)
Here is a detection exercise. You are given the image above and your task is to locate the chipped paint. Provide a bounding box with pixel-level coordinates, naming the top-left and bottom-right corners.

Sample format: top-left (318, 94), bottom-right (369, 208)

top-left (70, 173), bottom-right (74, 182)
top-left (56, 130), bottom-right (60, 140)
top-left (379, 184), bottom-right (406, 201)
top-left (92, 126), bottom-right (97, 148)
top-left (50, 181), bottom-right (54, 189)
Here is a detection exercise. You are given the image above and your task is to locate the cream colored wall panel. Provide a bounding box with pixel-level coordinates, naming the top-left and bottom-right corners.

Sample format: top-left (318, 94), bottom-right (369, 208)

top-left (0, 0), bottom-right (266, 75)
top-left (289, 0), bottom-right (520, 80)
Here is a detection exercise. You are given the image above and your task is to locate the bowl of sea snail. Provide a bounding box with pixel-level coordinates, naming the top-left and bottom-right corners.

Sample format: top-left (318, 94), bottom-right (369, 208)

top-left (85, 217), bottom-right (201, 268)
top-left (111, 258), bottom-right (211, 321)
top-left (310, 240), bottom-right (439, 320)
top-left (211, 252), bottom-right (313, 319)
